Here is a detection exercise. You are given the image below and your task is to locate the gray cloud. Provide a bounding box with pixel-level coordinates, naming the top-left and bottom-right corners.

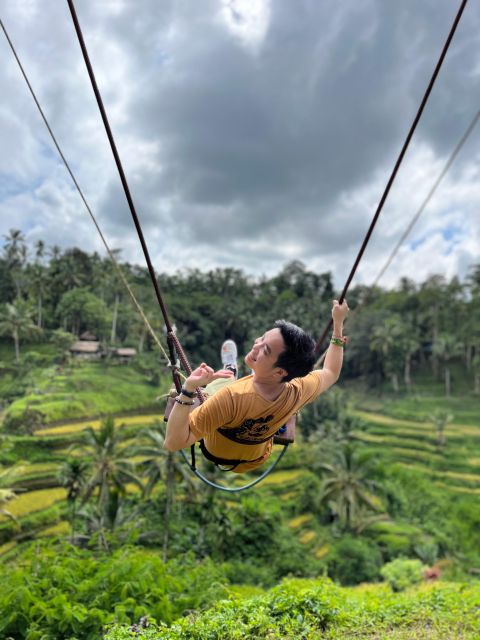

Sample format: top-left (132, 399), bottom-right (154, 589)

top-left (0, 0), bottom-right (479, 289)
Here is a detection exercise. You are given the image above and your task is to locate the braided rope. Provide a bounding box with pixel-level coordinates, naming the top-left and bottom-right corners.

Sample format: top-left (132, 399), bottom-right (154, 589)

top-left (168, 332), bottom-right (206, 403)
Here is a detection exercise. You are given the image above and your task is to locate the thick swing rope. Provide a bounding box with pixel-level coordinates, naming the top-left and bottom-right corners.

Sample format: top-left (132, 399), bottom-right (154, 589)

top-left (167, 331), bottom-right (205, 403)
top-left (314, 0), bottom-right (469, 355)
top-left (66, 0), bottom-right (183, 394)
top-left (0, 17), bottom-right (178, 375)
top-left (314, 108), bottom-right (479, 368)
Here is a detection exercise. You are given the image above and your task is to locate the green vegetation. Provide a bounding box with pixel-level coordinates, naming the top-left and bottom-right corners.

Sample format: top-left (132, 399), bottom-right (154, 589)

top-left (0, 544), bottom-right (230, 639)
top-left (3, 362), bottom-right (166, 428)
top-left (1, 541), bottom-right (478, 639)
top-left (105, 578), bottom-right (480, 640)
top-left (0, 240), bottom-right (479, 638)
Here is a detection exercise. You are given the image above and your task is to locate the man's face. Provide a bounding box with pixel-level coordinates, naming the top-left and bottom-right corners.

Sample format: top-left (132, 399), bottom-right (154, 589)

top-left (245, 328), bottom-right (286, 379)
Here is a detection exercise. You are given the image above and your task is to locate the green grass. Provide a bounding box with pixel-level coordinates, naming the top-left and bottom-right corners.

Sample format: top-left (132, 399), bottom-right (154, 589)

top-left (0, 487), bottom-right (66, 521)
top-left (36, 413), bottom-right (163, 436)
top-left (384, 394), bottom-right (480, 424)
top-left (0, 340), bottom-right (57, 363)
top-left (1, 355), bottom-right (478, 572)
top-left (3, 361), bottom-right (168, 425)
top-left (0, 502), bottom-right (64, 545)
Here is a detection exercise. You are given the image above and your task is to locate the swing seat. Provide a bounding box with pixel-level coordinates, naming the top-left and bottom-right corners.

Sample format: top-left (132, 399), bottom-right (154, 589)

top-left (273, 414), bottom-right (296, 445)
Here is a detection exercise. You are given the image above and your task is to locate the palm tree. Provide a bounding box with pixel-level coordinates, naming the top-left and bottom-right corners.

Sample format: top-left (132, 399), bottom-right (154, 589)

top-left (397, 320), bottom-right (420, 390)
top-left (58, 459), bottom-right (89, 542)
top-left (49, 244), bottom-right (62, 261)
top-left (419, 275), bottom-right (449, 377)
top-left (3, 229), bottom-right (26, 297)
top-left (319, 413), bottom-right (365, 446)
top-left (350, 506), bottom-right (390, 535)
top-left (27, 263), bottom-right (48, 329)
top-left (34, 239), bottom-right (45, 261)
top-left (370, 317), bottom-right (403, 391)
top-left (29, 240), bottom-right (47, 328)
top-left (429, 409), bottom-right (453, 448)
top-left (75, 417), bottom-right (143, 525)
top-left (107, 264), bottom-right (124, 346)
top-left (76, 491), bottom-right (141, 551)
top-left (432, 334), bottom-right (463, 397)
top-left (0, 299), bottom-right (40, 363)
top-left (316, 445), bottom-right (380, 532)
top-left (133, 422), bottom-right (197, 559)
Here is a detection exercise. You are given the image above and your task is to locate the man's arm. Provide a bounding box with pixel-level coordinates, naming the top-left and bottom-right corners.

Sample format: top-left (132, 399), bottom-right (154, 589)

top-left (164, 363), bottom-right (233, 451)
top-left (318, 299), bottom-right (349, 391)
top-left (164, 384), bottom-right (198, 452)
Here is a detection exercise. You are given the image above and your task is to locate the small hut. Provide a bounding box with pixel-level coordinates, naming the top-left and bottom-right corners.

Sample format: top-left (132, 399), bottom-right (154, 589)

top-left (70, 340), bottom-right (103, 360)
top-left (111, 347), bottom-right (137, 364)
top-left (79, 331), bottom-right (98, 341)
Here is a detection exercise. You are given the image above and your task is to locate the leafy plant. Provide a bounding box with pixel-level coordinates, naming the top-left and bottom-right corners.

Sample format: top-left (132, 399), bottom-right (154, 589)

top-left (380, 557), bottom-right (426, 591)
top-left (328, 536), bottom-right (383, 585)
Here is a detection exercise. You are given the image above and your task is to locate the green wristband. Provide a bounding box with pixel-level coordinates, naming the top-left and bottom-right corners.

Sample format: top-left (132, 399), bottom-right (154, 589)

top-left (330, 337), bottom-right (345, 348)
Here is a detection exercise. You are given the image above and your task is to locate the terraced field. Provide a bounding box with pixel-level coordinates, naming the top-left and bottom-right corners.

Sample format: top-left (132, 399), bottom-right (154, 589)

top-left (353, 410), bottom-right (480, 493)
top-left (36, 413), bottom-right (162, 436)
top-left (0, 413), bottom-right (163, 554)
top-left (2, 403), bottom-right (479, 560)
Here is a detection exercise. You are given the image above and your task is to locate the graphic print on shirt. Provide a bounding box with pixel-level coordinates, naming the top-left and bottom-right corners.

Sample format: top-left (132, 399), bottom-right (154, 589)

top-left (218, 415), bottom-right (275, 444)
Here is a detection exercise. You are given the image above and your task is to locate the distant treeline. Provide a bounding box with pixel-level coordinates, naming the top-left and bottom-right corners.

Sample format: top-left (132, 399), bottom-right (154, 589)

top-left (0, 229), bottom-right (479, 392)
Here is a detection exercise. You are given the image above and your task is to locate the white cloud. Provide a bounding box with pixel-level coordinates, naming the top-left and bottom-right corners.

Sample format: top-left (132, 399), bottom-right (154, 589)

top-left (219, 0), bottom-right (271, 50)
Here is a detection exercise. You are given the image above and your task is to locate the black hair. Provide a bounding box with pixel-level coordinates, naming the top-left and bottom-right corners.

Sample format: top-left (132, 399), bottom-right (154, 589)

top-left (273, 320), bottom-right (316, 382)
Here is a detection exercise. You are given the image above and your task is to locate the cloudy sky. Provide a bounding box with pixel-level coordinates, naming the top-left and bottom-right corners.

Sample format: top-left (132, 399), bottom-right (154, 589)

top-left (1, 0), bottom-right (479, 290)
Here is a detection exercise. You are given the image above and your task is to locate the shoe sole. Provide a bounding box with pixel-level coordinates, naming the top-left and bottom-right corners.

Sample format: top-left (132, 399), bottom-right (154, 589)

top-left (221, 339), bottom-right (238, 366)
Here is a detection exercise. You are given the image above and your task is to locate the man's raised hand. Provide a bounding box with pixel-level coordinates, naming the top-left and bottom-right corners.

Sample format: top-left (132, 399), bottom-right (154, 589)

top-left (332, 299), bottom-right (349, 324)
top-left (185, 363), bottom-right (234, 391)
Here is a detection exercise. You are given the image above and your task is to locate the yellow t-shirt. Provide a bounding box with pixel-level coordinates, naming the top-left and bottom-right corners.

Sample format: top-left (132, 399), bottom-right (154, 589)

top-left (189, 371), bottom-right (325, 473)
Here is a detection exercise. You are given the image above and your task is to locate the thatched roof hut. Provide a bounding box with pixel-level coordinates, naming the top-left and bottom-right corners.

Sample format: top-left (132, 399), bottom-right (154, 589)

top-left (111, 347), bottom-right (137, 363)
top-left (80, 331), bottom-right (97, 341)
top-left (70, 341), bottom-right (103, 360)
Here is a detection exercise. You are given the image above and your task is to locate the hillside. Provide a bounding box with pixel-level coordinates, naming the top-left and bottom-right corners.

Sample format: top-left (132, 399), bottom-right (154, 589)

top-left (1, 341), bottom-right (479, 638)
top-left (1, 358), bottom-right (479, 569)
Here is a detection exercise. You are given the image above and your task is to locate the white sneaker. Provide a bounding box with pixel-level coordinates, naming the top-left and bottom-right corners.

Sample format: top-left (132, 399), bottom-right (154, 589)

top-left (221, 339), bottom-right (238, 378)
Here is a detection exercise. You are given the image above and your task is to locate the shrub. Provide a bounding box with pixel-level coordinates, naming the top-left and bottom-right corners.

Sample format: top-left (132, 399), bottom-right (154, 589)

top-left (21, 351), bottom-right (53, 368)
top-left (105, 577), bottom-right (342, 640)
top-left (2, 408), bottom-right (45, 434)
top-left (327, 536), bottom-right (382, 585)
top-left (0, 542), bottom-right (230, 639)
top-left (380, 557), bottom-right (426, 591)
top-left (105, 578), bottom-right (480, 640)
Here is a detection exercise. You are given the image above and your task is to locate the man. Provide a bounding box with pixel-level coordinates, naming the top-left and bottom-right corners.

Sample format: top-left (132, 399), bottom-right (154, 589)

top-left (164, 299), bottom-right (349, 473)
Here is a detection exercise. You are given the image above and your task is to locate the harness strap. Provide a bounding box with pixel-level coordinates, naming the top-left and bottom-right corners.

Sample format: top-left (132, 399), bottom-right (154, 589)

top-left (199, 439), bottom-right (264, 472)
